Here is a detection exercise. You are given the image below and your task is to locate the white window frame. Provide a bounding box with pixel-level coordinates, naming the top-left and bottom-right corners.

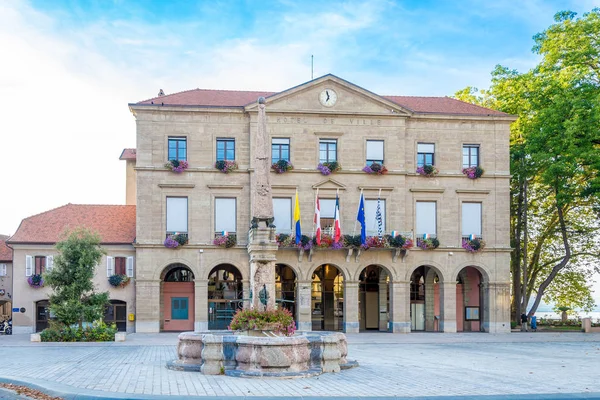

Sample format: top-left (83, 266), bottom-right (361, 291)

top-left (417, 143), bottom-right (435, 167)
top-left (416, 201), bottom-right (437, 236)
top-left (462, 202), bottom-right (482, 237)
top-left (273, 198), bottom-right (292, 234)
top-left (166, 197), bottom-right (188, 234)
top-left (0, 264), bottom-right (6, 276)
top-left (215, 198), bottom-right (237, 234)
top-left (366, 140), bottom-right (384, 165)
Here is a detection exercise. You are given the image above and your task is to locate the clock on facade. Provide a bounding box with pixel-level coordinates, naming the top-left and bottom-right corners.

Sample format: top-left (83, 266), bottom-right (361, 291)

top-left (319, 89), bottom-right (337, 107)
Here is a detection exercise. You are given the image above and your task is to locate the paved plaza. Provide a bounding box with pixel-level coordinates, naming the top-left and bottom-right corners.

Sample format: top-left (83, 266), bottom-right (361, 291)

top-left (0, 332), bottom-right (600, 399)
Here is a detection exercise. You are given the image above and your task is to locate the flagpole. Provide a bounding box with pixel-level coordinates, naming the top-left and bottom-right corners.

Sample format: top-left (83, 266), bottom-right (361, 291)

top-left (313, 188), bottom-right (318, 236)
top-left (354, 188), bottom-right (363, 235)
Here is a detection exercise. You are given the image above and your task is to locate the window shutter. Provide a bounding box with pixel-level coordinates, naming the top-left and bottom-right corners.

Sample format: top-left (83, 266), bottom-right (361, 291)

top-left (107, 256), bottom-right (114, 277)
top-left (126, 257), bottom-right (134, 278)
top-left (25, 255), bottom-right (33, 277)
top-left (0, 264), bottom-right (6, 276)
top-left (46, 255), bottom-right (54, 271)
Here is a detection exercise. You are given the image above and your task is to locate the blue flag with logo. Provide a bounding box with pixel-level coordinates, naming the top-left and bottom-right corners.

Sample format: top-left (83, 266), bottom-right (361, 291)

top-left (357, 192), bottom-right (366, 245)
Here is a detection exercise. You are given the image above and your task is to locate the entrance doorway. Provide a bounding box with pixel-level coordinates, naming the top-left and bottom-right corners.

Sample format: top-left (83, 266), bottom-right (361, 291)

top-left (104, 300), bottom-right (127, 331)
top-left (359, 265), bottom-right (390, 331)
top-left (456, 266), bottom-right (483, 332)
top-left (410, 266), bottom-right (440, 331)
top-left (35, 300), bottom-right (50, 332)
top-left (208, 264), bottom-right (242, 330)
top-left (162, 264), bottom-right (195, 331)
top-left (311, 264), bottom-right (344, 331)
top-left (275, 264), bottom-right (296, 318)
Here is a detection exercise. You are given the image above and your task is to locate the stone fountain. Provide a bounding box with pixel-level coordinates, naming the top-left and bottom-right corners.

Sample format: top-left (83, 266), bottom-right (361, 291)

top-left (168, 98), bottom-right (357, 378)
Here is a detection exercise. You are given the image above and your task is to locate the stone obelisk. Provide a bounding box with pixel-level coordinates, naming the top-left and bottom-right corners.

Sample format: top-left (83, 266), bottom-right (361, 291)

top-left (248, 97), bottom-right (277, 310)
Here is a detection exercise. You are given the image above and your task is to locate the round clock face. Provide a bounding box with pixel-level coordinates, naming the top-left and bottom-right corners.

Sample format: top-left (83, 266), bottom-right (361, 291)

top-left (319, 89), bottom-right (337, 107)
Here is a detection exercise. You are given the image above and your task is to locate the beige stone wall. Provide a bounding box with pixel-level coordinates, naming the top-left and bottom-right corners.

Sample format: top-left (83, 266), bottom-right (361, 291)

top-left (0, 261), bottom-right (12, 319)
top-left (11, 244), bottom-right (136, 334)
top-left (125, 159), bottom-right (136, 206)
top-left (131, 78), bottom-right (513, 333)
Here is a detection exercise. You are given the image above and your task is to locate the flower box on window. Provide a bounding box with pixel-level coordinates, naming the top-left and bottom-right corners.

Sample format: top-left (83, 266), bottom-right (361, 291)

top-left (215, 160), bottom-right (238, 173)
top-left (312, 234), bottom-right (344, 250)
top-left (416, 165), bottom-right (439, 177)
top-left (165, 159), bottom-right (189, 173)
top-left (28, 274), bottom-right (44, 288)
top-left (462, 236), bottom-right (486, 253)
top-left (362, 163), bottom-right (388, 175)
top-left (462, 166), bottom-right (484, 179)
top-left (108, 274), bottom-right (130, 288)
top-left (416, 235), bottom-right (440, 250)
top-left (271, 160), bottom-right (293, 174)
top-left (213, 233), bottom-right (237, 248)
top-left (387, 234), bottom-right (414, 249)
top-left (164, 233), bottom-right (188, 249)
top-left (317, 161), bottom-right (341, 175)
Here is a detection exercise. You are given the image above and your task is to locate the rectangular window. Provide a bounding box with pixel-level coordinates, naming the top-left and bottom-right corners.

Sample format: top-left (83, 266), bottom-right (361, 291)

top-left (166, 197), bottom-right (188, 234)
top-left (35, 256), bottom-right (46, 275)
top-left (273, 198), bottom-right (292, 233)
top-left (319, 199), bottom-right (336, 235)
top-left (462, 203), bottom-right (482, 237)
top-left (417, 143), bottom-right (435, 167)
top-left (366, 140), bottom-right (384, 165)
top-left (217, 138), bottom-right (235, 161)
top-left (364, 199), bottom-right (386, 235)
top-left (215, 198), bottom-right (236, 234)
top-left (272, 138), bottom-right (290, 163)
top-left (115, 257), bottom-right (127, 276)
top-left (0, 264), bottom-right (6, 276)
top-left (462, 145), bottom-right (479, 168)
top-left (319, 139), bottom-right (337, 163)
top-left (168, 137), bottom-right (187, 161)
top-left (416, 201), bottom-right (437, 236)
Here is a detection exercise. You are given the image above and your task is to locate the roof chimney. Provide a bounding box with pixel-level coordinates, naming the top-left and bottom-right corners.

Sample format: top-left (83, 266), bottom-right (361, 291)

top-left (158, 89), bottom-right (165, 96)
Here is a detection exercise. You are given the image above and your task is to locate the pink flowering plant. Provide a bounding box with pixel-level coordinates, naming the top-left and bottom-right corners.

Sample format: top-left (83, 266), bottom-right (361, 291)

top-left (271, 160), bottom-right (293, 174)
top-left (164, 233), bottom-right (188, 249)
top-left (387, 234), bottom-right (414, 249)
top-left (462, 237), bottom-right (486, 253)
top-left (229, 308), bottom-right (296, 336)
top-left (416, 237), bottom-right (440, 250)
top-left (28, 274), bottom-right (44, 288)
top-left (317, 161), bottom-right (341, 175)
top-left (213, 234), bottom-right (237, 248)
top-left (362, 162), bottom-right (388, 175)
top-left (416, 165), bottom-right (439, 177)
top-left (462, 166), bottom-right (484, 179)
top-left (215, 160), bottom-right (238, 173)
top-left (312, 234), bottom-right (344, 249)
top-left (275, 233), bottom-right (294, 248)
top-left (165, 159), bottom-right (189, 173)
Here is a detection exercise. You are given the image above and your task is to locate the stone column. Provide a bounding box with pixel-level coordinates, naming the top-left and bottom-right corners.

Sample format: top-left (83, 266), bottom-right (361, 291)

top-left (343, 281), bottom-right (360, 333)
top-left (440, 282), bottom-right (457, 333)
top-left (378, 273), bottom-right (389, 332)
top-left (389, 280), bottom-right (410, 333)
top-left (242, 279), bottom-right (251, 309)
top-left (247, 228), bottom-right (278, 310)
top-left (135, 279), bottom-right (161, 333)
top-left (194, 279), bottom-right (209, 332)
top-left (482, 282), bottom-right (511, 333)
top-left (297, 280), bottom-right (312, 331)
top-left (424, 270), bottom-right (436, 331)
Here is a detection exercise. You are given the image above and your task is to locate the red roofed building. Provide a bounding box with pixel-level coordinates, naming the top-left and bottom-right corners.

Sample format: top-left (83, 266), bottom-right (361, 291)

top-left (123, 74), bottom-right (514, 334)
top-left (8, 205), bottom-right (136, 334)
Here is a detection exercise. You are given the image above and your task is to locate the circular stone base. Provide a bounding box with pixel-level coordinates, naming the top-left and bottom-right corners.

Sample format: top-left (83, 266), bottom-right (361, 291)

top-left (166, 360), bottom-right (202, 372)
top-left (225, 368), bottom-right (322, 379)
top-left (341, 360), bottom-right (359, 370)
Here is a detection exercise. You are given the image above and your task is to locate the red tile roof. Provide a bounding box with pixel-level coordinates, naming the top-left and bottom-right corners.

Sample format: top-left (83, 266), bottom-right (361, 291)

top-left (119, 148), bottom-right (137, 160)
top-left (8, 204), bottom-right (136, 245)
top-left (134, 85), bottom-right (508, 116)
top-left (0, 235), bottom-right (12, 262)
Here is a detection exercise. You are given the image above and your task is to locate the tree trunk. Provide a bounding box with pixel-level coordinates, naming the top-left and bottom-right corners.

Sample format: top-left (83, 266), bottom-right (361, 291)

top-left (520, 179), bottom-right (529, 314)
top-left (511, 179), bottom-right (525, 322)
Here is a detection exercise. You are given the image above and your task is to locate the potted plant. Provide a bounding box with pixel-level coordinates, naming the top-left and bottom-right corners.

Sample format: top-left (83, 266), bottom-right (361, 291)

top-left (164, 159), bottom-right (189, 173)
top-left (164, 233), bottom-right (188, 249)
top-left (462, 166), bottom-right (484, 179)
top-left (416, 165), bottom-right (439, 177)
top-left (275, 233), bottom-right (294, 248)
top-left (297, 235), bottom-right (313, 250)
top-left (462, 237), bottom-right (486, 253)
top-left (271, 160), bottom-right (293, 174)
top-left (417, 236), bottom-right (440, 250)
top-left (387, 234), bottom-right (414, 249)
top-left (215, 160), bottom-right (238, 173)
top-left (362, 163), bottom-right (388, 175)
top-left (213, 234), bottom-right (237, 248)
top-left (228, 308), bottom-right (296, 336)
top-left (108, 274), bottom-right (130, 288)
top-left (317, 161), bottom-right (341, 175)
top-left (28, 274), bottom-right (44, 288)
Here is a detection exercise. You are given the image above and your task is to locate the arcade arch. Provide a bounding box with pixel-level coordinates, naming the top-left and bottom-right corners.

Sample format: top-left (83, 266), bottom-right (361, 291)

top-left (358, 265), bottom-right (391, 331)
top-left (161, 263), bottom-right (194, 331)
top-left (311, 264), bottom-right (344, 331)
top-left (207, 264), bottom-right (243, 330)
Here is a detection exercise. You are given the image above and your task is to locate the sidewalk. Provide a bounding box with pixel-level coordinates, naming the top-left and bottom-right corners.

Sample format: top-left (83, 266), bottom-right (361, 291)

top-left (1, 332), bottom-right (599, 399)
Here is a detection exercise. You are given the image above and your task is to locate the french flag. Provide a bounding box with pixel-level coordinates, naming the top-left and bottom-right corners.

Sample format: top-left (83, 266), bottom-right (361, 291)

top-left (334, 194), bottom-right (342, 243)
top-left (314, 195), bottom-right (321, 245)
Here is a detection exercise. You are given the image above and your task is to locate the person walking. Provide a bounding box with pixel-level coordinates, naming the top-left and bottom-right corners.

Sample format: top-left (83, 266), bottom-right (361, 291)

top-left (520, 313), bottom-right (528, 332)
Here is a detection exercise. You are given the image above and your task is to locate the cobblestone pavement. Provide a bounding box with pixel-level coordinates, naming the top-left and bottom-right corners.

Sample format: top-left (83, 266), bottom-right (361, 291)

top-left (0, 332), bottom-right (599, 398)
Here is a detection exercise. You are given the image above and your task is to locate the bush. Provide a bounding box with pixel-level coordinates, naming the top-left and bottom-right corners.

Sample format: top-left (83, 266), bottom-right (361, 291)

top-left (229, 308), bottom-right (296, 336)
top-left (40, 321), bottom-right (117, 342)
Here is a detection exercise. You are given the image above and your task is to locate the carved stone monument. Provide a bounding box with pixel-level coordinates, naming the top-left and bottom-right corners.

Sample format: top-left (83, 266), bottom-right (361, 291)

top-left (248, 97), bottom-right (278, 310)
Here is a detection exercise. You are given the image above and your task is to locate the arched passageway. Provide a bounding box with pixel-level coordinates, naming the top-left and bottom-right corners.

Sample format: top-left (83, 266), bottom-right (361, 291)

top-left (359, 265), bottom-right (390, 331)
top-left (456, 266), bottom-right (483, 332)
top-left (311, 264), bottom-right (344, 331)
top-left (275, 264), bottom-right (296, 319)
top-left (208, 264), bottom-right (243, 330)
top-left (410, 266), bottom-right (441, 331)
top-left (161, 263), bottom-right (195, 331)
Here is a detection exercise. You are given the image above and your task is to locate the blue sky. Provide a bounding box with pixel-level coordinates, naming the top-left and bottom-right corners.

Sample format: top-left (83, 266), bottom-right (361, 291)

top-left (1, 0), bottom-right (599, 305)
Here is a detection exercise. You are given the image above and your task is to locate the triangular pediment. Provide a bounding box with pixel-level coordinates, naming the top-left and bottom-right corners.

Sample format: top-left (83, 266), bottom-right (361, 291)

top-left (312, 178), bottom-right (347, 191)
top-left (245, 74), bottom-right (411, 116)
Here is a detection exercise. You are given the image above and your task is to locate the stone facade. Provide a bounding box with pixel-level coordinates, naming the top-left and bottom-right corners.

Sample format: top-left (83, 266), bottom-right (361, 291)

top-left (131, 75), bottom-right (514, 333)
top-left (0, 262), bottom-right (12, 320)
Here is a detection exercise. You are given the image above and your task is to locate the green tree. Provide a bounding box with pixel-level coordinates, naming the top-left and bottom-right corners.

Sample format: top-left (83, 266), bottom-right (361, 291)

top-left (45, 228), bottom-right (109, 328)
top-left (454, 9), bottom-right (600, 320)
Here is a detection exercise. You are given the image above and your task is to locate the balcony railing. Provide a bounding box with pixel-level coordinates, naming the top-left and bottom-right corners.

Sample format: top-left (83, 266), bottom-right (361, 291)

top-left (165, 232), bottom-right (188, 241)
